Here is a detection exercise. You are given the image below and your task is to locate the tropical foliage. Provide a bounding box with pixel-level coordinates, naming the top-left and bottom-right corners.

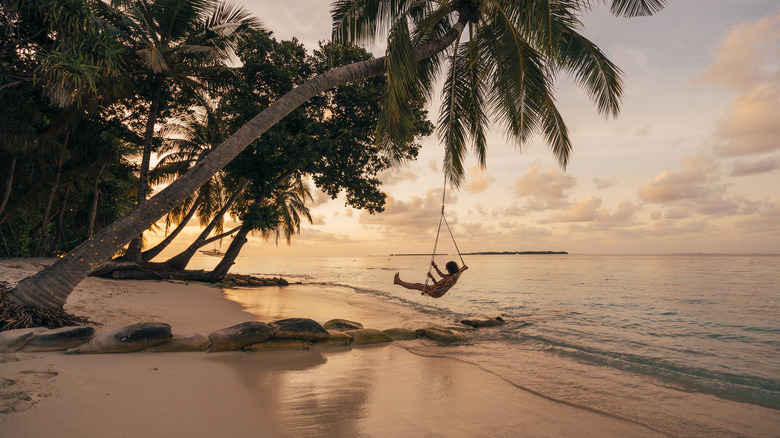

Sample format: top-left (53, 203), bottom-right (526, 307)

top-left (1, 0), bottom-right (666, 329)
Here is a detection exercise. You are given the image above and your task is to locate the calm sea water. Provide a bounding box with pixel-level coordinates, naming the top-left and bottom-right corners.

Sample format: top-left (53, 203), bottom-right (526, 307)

top-left (197, 254), bottom-right (780, 436)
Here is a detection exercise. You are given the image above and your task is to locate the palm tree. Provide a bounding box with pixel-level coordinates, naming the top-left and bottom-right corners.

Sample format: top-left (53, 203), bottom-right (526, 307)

top-left (139, 107), bottom-right (238, 262)
top-left (112, 0), bottom-right (261, 260)
top-left (208, 174), bottom-right (313, 280)
top-left (3, 0), bottom-right (666, 327)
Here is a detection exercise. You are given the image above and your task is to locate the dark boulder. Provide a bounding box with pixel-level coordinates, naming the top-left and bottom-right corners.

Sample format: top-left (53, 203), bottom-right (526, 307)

top-left (382, 328), bottom-right (419, 340)
top-left (67, 322), bottom-right (172, 354)
top-left (460, 316), bottom-right (505, 328)
top-left (21, 326), bottom-right (96, 352)
top-left (144, 333), bottom-right (210, 352)
top-left (0, 328), bottom-right (46, 353)
top-left (313, 330), bottom-right (353, 348)
top-left (271, 318), bottom-right (330, 342)
top-left (207, 321), bottom-right (273, 352)
top-left (323, 319), bottom-right (364, 331)
top-left (416, 327), bottom-right (464, 346)
top-left (344, 328), bottom-right (393, 345)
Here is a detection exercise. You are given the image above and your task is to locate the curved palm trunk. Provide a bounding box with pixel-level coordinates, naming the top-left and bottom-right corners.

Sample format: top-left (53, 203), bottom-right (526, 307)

top-left (6, 14), bottom-right (468, 309)
top-left (87, 161), bottom-right (108, 238)
top-left (202, 225), bottom-right (241, 246)
top-left (165, 179), bottom-right (250, 270)
top-left (140, 192), bottom-right (203, 262)
top-left (55, 188), bottom-right (70, 252)
top-left (35, 155), bottom-right (64, 256)
top-left (0, 156), bottom-right (16, 217)
top-left (126, 75), bottom-right (165, 261)
top-left (207, 223), bottom-right (251, 280)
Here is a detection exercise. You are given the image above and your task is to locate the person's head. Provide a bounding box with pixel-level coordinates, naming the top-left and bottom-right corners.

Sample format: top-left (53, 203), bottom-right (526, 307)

top-left (445, 261), bottom-right (459, 275)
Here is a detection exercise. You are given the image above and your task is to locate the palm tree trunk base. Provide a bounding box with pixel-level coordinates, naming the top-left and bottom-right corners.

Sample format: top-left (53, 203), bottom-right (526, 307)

top-left (0, 289), bottom-right (95, 331)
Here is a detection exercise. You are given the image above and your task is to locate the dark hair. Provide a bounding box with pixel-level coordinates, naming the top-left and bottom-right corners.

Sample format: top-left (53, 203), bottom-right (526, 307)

top-left (445, 261), bottom-right (459, 275)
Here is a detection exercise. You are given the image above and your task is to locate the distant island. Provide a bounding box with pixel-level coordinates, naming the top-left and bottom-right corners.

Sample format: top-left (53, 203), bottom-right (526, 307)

top-left (390, 251), bottom-right (567, 256)
top-left (463, 251), bottom-right (568, 255)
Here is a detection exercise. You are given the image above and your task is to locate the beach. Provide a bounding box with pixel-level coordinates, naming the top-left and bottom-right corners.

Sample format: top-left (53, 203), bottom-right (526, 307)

top-left (0, 258), bottom-right (666, 437)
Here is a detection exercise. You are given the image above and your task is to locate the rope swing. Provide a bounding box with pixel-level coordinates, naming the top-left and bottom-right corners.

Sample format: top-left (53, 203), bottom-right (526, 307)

top-left (422, 178), bottom-right (467, 298)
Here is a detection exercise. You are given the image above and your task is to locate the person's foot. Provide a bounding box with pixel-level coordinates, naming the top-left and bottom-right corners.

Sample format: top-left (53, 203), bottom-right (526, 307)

top-left (393, 272), bottom-right (400, 284)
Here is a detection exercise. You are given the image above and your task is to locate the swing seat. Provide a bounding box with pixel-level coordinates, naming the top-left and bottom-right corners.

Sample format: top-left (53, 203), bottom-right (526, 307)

top-left (423, 266), bottom-right (468, 299)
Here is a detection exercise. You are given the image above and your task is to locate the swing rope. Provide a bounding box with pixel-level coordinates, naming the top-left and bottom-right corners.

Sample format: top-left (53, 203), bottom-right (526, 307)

top-left (425, 178), bottom-right (466, 288)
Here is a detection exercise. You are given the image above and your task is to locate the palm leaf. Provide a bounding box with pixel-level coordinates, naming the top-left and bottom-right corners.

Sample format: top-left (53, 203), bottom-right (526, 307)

top-left (555, 28), bottom-right (624, 117)
top-left (608, 0), bottom-right (668, 17)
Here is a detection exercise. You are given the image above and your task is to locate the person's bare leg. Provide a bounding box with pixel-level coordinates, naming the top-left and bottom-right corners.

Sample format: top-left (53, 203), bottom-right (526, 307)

top-left (394, 272), bottom-right (426, 291)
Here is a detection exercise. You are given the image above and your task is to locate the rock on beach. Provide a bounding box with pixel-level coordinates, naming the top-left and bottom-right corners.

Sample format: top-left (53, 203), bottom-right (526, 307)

top-left (270, 318), bottom-right (330, 341)
top-left (207, 321), bottom-right (273, 352)
top-left (67, 322), bottom-right (172, 354)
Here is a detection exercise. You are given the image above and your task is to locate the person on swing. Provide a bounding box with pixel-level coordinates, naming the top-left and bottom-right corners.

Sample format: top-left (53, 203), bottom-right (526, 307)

top-left (394, 261), bottom-right (464, 294)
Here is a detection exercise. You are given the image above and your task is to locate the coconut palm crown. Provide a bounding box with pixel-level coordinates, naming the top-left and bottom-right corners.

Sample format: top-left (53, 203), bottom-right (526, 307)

top-left (332, 0), bottom-right (667, 186)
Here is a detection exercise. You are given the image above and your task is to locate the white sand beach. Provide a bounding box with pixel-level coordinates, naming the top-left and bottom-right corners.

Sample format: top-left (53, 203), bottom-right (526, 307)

top-left (0, 259), bottom-right (664, 437)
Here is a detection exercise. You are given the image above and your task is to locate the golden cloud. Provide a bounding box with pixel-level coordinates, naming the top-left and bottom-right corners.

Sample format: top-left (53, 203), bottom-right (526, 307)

top-left (464, 165), bottom-right (495, 194)
top-left (713, 85), bottom-right (780, 157)
top-left (700, 12), bottom-right (780, 91)
top-left (514, 164), bottom-right (576, 210)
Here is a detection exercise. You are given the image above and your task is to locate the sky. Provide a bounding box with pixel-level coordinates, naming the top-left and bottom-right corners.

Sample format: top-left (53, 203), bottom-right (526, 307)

top-left (151, 1), bottom-right (780, 257)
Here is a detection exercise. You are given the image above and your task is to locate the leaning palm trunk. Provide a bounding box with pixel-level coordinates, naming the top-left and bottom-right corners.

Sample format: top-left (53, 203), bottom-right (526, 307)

top-left (35, 155), bottom-right (64, 256)
top-left (165, 179), bottom-right (251, 270)
top-left (87, 161), bottom-right (108, 238)
top-left (207, 223), bottom-right (251, 280)
top-left (0, 156), bottom-right (16, 217)
top-left (4, 12), bottom-right (467, 311)
top-left (140, 192), bottom-right (204, 262)
top-left (125, 76), bottom-right (166, 261)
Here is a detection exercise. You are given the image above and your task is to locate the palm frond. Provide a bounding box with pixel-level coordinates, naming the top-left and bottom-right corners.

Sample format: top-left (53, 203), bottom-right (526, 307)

top-left (438, 40), bottom-right (471, 186)
top-left (331, 0), bottom-right (417, 47)
top-left (556, 28), bottom-right (623, 117)
top-left (540, 95), bottom-right (572, 167)
top-left (480, 4), bottom-right (551, 147)
top-left (609, 0), bottom-right (667, 17)
top-left (375, 16), bottom-right (421, 151)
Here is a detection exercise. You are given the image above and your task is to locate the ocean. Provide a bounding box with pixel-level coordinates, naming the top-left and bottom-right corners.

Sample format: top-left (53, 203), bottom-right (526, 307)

top-left (195, 253), bottom-right (780, 437)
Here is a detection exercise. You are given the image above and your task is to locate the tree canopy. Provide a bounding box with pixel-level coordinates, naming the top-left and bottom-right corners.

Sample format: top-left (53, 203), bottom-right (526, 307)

top-left (1, 0), bottom-right (667, 330)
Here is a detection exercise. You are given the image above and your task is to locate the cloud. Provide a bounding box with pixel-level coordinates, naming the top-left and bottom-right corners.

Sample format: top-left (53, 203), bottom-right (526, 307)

top-left (699, 12), bottom-right (780, 91)
top-left (638, 154), bottom-right (716, 202)
top-left (544, 196), bottom-right (639, 226)
top-left (638, 154), bottom-right (764, 218)
top-left (729, 156), bottom-right (780, 176)
top-left (457, 221), bottom-right (554, 249)
top-left (298, 227), bottom-right (354, 244)
top-left (547, 195), bottom-right (602, 222)
top-left (514, 165), bottom-right (576, 211)
top-left (311, 188), bottom-right (333, 207)
top-left (734, 201), bottom-right (780, 233)
top-left (594, 177), bottom-right (619, 190)
top-left (700, 12), bottom-right (780, 158)
top-left (311, 214), bottom-right (326, 225)
top-left (464, 166), bottom-right (495, 193)
top-left (712, 85), bottom-right (780, 157)
top-left (649, 218), bottom-right (713, 236)
top-left (359, 188), bottom-right (455, 237)
top-left (611, 46), bottom-right (648, 73)
top-left (378, 164), bottom-right (420, 186)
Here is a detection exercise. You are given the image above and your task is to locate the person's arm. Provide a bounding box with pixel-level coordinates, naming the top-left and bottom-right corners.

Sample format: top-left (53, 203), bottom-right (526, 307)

top-left (431, 262), bottom-right (448, 278)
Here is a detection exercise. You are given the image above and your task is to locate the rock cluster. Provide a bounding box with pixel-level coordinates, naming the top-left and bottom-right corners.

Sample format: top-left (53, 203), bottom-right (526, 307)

top-left (0, 315), bottom-right (519, 355)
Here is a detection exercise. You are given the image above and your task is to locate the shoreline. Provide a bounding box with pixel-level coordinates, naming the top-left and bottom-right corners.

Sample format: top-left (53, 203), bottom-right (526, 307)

top-left (0, 258), bottom-right (665, 436)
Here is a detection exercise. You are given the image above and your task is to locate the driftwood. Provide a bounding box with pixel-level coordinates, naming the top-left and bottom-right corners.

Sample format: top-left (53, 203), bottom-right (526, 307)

top-left (90, 261), bottom-right (215, 281)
